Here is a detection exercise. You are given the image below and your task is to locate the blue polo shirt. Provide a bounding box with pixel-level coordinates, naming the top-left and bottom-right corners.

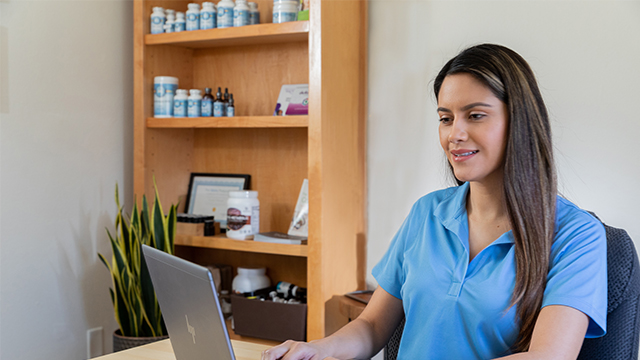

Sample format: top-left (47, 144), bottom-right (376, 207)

top-left (372, 182), bottom-right (607, 359)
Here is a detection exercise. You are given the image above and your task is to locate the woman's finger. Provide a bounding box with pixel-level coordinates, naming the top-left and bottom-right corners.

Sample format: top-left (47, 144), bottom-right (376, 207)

top-left (261, 340), bottom-right (295, 360)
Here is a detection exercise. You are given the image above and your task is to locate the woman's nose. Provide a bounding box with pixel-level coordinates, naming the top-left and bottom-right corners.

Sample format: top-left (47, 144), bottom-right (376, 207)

top-left (448, 119), bottom-right (468, 143)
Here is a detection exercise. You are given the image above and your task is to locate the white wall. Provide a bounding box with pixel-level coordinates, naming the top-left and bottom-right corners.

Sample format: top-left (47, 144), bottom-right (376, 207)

top-left (367, 1), bottom-right (640, 287)
top-left (0, 1), bottom-right (132, 359)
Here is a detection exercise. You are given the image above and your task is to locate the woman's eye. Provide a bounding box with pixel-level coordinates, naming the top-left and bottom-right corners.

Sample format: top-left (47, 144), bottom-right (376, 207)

top-left (439, 117), bottom-right (452, 124)
top-left (470, 114), bottom-right (485, 120)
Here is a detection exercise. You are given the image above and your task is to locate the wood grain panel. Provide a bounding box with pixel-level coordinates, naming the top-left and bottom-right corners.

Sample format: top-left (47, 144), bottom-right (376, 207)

top-left (175, 234), bottom-right (308, 257)
top-left (192, 41), bottom-right (309, 116)
top-left (176, 246), bottom-right (308, 288)
top-left (147, 115), bottom-right (308, 128)
top-left (191, 128), bottom-right (308, 233)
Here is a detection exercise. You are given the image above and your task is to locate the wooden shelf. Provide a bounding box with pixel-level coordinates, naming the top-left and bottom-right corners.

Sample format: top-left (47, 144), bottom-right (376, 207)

top-left (146, 115), bottom-right (308, 129)
top-left (145, 21), bottom-right (309, 48)
top-left (175, 234), bottom-right (308, 257)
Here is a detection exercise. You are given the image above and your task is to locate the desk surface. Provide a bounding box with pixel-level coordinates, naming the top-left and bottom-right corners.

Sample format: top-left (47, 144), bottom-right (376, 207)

top-left (94, 339), bottom-right (270, 360)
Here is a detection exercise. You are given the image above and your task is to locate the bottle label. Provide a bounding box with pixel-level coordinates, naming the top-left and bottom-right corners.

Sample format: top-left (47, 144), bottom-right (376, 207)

top-left (227, 107), bottom-right (235, 117)
top-left (200, 11), bottom-right (216, 29)
top-left (154, 83), bottom-right (177, 117)
top-left (223, 102), bottom-right (229, 116)
top-left (201, 100), bottom-right (213, 117)
top-left (227, 205), bottom-right (259, 237)
top-left (214, 102), bottom-right (224, 117)
top-left (250, 11), bottom-right (260, 25)
top-left (234, 9), bottom-right (250, 27)
top-left (273, 11), bottom-right (297, 24)
top-left (188, 99), bottom-right (202, 117)
top-left (217, 7), bottom-right (234, 28)
top-left (186, 13), bottom-right (200, 30)
top-left (174, 99), bottom-right (187, 117)
top-left (151, 15), bottom-right (165, 34)
top-left (174, 21), bottom-right (186, 32)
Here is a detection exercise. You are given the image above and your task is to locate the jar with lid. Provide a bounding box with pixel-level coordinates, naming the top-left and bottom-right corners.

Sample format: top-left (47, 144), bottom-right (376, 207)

top-left (273, 1), bottom-right (298, 23)
top-left (217, 0), bottom-right (235, 28)
top-left (150, 7), bottom-right (165, 34)
top-left (233, 0), bottom-right (250, 27)
top-left (200, 2), bottom-right (217, 29)
top-left (187, 89), bottom-right (202, 117)
top-left (232, 267), bottom-right (270, 293)
top-left (154, 76), bottom-right (178, 118)
top-left (173, 89), bottom-right (188, 117)
top-left (186, 3), bottom-right (201, 31)
top-left (174, 12), bottom-right (186, 32)
top-left (226, 190), bottom-right (259, 240)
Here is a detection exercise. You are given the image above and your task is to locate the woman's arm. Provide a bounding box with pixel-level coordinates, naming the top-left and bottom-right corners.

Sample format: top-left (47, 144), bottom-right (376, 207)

top-left (496, 305), bottom-right (589, 360)
top-left (261, 286), bottom-right (404, 360)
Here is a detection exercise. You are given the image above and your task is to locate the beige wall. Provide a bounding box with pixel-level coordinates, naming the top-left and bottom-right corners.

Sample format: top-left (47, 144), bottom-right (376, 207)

top-left (0, 1), bottom-right (132, 358)
top-left (367, 1), bottom-right (640, 287)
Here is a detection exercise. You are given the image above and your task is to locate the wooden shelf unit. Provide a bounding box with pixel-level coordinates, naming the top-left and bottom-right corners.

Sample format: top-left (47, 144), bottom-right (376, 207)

top-left (133, 0), bottom-right (367, 341)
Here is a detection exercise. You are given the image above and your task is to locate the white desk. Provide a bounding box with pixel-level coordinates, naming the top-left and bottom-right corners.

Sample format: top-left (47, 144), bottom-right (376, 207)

top-left (94, 339), bottom-right (270, 360)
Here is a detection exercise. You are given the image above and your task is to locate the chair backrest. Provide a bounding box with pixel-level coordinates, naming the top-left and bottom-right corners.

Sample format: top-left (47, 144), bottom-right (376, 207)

top-left (384, 219), bottom-right (640, 360)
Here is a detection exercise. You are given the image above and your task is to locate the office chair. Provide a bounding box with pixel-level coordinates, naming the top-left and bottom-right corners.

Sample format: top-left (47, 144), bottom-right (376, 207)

top-left (384, 218), bottom-right (640, 360)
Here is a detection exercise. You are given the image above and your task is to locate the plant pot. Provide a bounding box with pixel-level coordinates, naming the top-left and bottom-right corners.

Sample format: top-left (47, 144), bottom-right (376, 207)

top-left (112, 329), bottom-right (169, 352)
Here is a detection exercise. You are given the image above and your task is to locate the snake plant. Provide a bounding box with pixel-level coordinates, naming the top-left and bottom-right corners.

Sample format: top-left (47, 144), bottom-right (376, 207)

top-left (98, 181), bottom-right (177, 338)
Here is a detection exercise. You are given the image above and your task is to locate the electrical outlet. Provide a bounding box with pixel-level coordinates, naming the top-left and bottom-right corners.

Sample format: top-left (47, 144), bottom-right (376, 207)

top-left (87, 327), bottom-right (104, 359)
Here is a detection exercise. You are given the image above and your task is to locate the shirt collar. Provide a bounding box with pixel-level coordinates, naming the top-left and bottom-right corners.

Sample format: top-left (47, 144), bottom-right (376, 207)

top-left (434, 182), bottom-right (514, 246)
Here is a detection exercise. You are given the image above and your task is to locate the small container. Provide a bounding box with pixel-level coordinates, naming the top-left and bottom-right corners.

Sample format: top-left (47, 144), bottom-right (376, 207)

top-left (233, 0), bottom-right (250, 27)
top-left (232, 267), bottom-right (270, 293)
top-left (201, 87), bottom-right (214, 117)
top-left (200, 2), bottom-right (217, 29)
top-left (188, 89), bottom-right (202, 117)
top-left (217, 0), bottom-right (235, 28)
top-left (154, 76), bottom-right (179, 118)
top-left (164, 11), bottom-right (175, 33)
top-left (226, 190), bottom-right (259, 240)
top-left (173, 89), bottom-right (188, 117)
top-left (186, 3), bottom-right (201, 31)
top-left (213, 87), bottom-right (224, 117)
top-left (174, 12), bottom-right (186, 32)
top-left (248, 2), bottom-right (260, 25)
top-left (223, 87), bottom-right (230, 116)
top-left (227, 94), bottom-right (235, 117)
top-left (150, 7), bottom-right (166, 34)
top-left (273, 1), bottom-right (298, 23)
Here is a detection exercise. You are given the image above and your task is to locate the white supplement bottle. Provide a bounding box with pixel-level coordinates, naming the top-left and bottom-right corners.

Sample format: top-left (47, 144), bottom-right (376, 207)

top-left (273, 1), bottom-right (298, 23)
top-left (164, 11), bottom-right (175, 33)
top-left (173, 89), bottom-right (188, 117)
top-left (188, 89), bottom-right (202, 117)
top-left (200, 2), bottom-right (217, 29)
top-left (174, 12), bottom-right (186, 32)
top-left (153, 76), bottom-right (178, 118)
top-left (226, 191), bottom-right (259, 240)
top-left (248, 2), bottom-right (260, 25)
top-left (150, 7), bottom-right (165, 34)
top-left (232, 267), bottom-right (270, 293)
top-left (217, 0), bottom-right (235, 28)
top-left (233, 0), bottom-right (250, 27)
top-left (186, 3), bottom-right (201, 31)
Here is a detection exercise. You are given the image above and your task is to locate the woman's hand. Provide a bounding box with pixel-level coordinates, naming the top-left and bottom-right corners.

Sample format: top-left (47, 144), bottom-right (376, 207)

top-left (261, 340), bottom-right (338, 360)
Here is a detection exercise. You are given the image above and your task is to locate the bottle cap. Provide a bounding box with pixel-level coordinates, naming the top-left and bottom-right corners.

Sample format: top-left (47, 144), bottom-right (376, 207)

top-left (188, 3), bottom-right (200, 10)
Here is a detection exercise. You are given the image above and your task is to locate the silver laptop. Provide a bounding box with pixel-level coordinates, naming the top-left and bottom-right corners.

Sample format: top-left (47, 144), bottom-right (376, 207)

top-left (142, 245), bottom-right (235, 360)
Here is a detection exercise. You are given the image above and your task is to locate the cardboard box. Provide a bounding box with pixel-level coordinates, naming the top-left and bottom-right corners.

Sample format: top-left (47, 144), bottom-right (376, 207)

top-left (231, 294), bottom-right (307, 342)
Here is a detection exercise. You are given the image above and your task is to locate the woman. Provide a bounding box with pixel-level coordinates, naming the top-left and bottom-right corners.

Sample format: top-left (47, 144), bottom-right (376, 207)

top-left (262, 44), bottom-right (607, 360)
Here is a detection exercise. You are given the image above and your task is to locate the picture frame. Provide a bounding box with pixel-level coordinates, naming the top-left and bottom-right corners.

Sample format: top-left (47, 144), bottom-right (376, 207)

top-left (184, 173), bottom-right (251, 229)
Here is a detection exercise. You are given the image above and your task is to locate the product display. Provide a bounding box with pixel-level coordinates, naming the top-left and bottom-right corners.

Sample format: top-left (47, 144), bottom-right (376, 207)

top-left (274, 84), bottom-right (309, 116)
top-left (217, 0), bottom-right (235, 28)
top-left (188, 89), bottom-right (202, 117)
top-left (227, 94), bottom-right (235, 117)
top-left (232, 267), bottom-right (270, 293)
top-left (186, 3), bottom-right (201, 31)
top-left (233, 0), bottom-right (250, 27)
top-left (201, 87), bottom-right (214, 116)
top-left (273, 0), bottom-right (299, 24)
top-left (153, 76), bottom-right (178, 118)
top-left (200, 2), bottom-right (217, 29)
top-left (173, 89), bottom-right (188, 117)
top-left (150, 7), bottom-right (165, 34)
top-left (226, 190), bottom-right (260, 240)
top-left (249, 2), bottom-right (260, 24)
top-left (174, 12), bottom-right (186, 32)
top-left (214, 87), bottom-right (224, 117)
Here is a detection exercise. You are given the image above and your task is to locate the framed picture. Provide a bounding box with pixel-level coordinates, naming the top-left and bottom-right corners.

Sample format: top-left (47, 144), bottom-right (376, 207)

top-left (184, 173), bottom-right (251, 229)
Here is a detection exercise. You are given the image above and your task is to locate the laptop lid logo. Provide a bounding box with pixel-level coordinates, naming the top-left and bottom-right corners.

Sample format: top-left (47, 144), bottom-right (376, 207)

top-left (185, 315), bottom-right (196, 344)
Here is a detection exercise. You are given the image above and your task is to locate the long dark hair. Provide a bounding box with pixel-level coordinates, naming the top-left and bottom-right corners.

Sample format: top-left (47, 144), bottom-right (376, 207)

top-left (434, 44), bottom-right (557, 352)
